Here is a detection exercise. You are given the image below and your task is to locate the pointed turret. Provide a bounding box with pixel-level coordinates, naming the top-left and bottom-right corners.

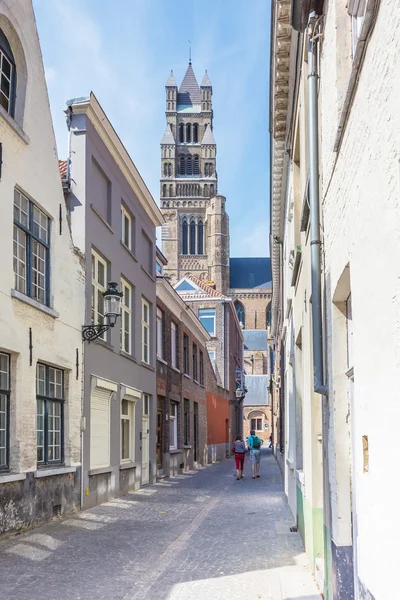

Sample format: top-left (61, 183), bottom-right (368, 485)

top-left (161, 123), bottom-right (175, 145)
top-left (178, 63), bottom-right (201, 106)
top-left (202, 125), bottom-right (216, 145)
top-left (166, 70), bottom-right (177, 87)
top-left (201, 70), bottom-right (212, 88)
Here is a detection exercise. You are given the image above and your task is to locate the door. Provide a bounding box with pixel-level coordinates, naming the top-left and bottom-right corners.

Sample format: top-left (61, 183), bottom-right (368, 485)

top-left (141, 394), bottom-right (150, 485)
top-left (193, 402), bottom-right (199, 464)
top-left (156, 409), bottom-right (163, 470)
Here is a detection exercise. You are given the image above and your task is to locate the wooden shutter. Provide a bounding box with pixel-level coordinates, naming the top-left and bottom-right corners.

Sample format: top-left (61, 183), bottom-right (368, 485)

top-left (90, 387), bottom-right (111, 468)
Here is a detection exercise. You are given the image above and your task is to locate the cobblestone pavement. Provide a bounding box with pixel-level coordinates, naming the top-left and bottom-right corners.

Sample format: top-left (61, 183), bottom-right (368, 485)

top-left (0, 450), bottom-right (321, 600)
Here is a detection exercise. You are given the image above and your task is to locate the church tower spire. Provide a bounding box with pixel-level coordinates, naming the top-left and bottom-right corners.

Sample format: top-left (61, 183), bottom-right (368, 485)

top-left (160, 62), bottom-right (229, 293)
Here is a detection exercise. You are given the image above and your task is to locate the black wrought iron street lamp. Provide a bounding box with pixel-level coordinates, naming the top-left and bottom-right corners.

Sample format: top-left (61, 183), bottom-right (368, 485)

top-left (82, 282), bottom-right (123, 342)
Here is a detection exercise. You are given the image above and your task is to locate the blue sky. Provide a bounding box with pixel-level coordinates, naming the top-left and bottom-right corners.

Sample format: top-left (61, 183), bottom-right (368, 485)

top-left (33, 0), bottom-right (271, 257)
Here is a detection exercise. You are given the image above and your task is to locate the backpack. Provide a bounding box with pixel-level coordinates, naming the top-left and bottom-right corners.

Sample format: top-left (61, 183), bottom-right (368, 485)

top-left (252, 436), bottom-right (261, 449)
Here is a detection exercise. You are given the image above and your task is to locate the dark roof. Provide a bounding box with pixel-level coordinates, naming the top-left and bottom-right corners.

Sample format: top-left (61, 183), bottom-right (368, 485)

top-left (243, 330), bottom-right (268, 351)
top-left (229, 257), bottom-right (271, 289)
top-left (178, 63), bottom-right (201, 106)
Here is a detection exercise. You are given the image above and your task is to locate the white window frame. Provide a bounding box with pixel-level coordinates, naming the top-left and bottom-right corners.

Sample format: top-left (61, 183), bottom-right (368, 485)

top-left (171, 322), bottom-right (177, 369)
top-left (121, 398), bottom-right (135, 462)
top-left (92, 250), bottom-right (108, 340)
top-left (121, 204), bottom-right (133, 251)
top-left (120, 278), bottom-right (132, 354)
top-left (348, 0), bottom-right (367, 58)
top-left (157, 307), bottom-right (164, 360)
top-left (208, 350), bottom-right (216, 372)
top-left (170, 402), bottom-right (178, 450)
top-left (142, 298), bottom-right (151, 364)
top-left (199, 308), bottom-right (216, 337)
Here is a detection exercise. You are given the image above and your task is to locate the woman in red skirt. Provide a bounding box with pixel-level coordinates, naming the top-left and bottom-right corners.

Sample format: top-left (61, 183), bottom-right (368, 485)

top-left (232, 435), bottom-right (246, 480)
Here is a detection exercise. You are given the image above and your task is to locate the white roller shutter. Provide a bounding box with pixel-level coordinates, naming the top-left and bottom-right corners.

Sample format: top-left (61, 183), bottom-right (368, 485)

top-left (90, 387), bottom-right (111, 469)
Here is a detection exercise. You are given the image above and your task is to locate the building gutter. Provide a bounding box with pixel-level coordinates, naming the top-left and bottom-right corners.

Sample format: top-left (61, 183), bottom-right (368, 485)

top-left (307, 17), bottom-right (328, 397)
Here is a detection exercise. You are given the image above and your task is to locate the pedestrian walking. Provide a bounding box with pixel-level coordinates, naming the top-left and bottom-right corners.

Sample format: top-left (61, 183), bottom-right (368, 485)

top-left (247, 429), bottom-right (262, 479)
top-left (269, 434), bottom-right (273, 449)
top-left (232, 435), bottom-right (246, 480)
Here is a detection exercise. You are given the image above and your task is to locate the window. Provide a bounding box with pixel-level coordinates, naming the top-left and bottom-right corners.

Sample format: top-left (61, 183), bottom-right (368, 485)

top-left (251, 418), bottom-right (263, 432)
top-left (190, 220), bottom-right (196, 255)
top-left (91, 250), bottom-right (108, 340)
top-left (179, 123), bottom-right (184, 143)
top-left (210, 184), bottom-right (214, 196)
top-left (208, 351), bottom-right (216, 372)
top-left (170, 403), bottom-right (178, 450)
top-left (120, 278), bottom-right (132, 354)
top-left (143, 393), bottom-right (150, 415)
top-left (142, 230), bottom-right (153, 275)
top-left (187, 156), bottom-right (192, 175)
top-left (186, 123), bottom-right (191, 143)
top-left (182, 219), bottom-right (188, 255)
top-left (157, 307), bottom-right (164, 359)
top-left (0, 28), bottom-right (15, 116)
top-left (0, 353), bottom-right (10, 470)
top-left (121, 204), bottom-right (134, 251)
top-left (199, 308), bottom-right (216, 336)
top-left (204, 184), bottom-right (209, 197)
top-left (36, 364), bottom-right (64, 465)
top-left (266, 304), bottom-right (271, 328)
top-left (194, 155), bottom-right (200, 175)
top-left (13, 189), bottom-right (50, 305)
top-left (142, 298), bottom-right (151, 364)
top-left (199, 351), bottom-right (204, 385)
top-left (235, 301), bottom-right (245, 328)
top-left (193, 124), bottom-right (198, 144)
top-left (171, 322), bottom-right (178, 369)
top-left (183, 333), bottom-right (189, 375)
top-left (168, 163), bottom-right (172, 176)
top-left (179, 155), bottom-right (185, 175)
top-left (164, 163), bottom-right (168, 177)
top-left (169, 184), bottom-right (173, 197)
top-left (197, 220), bottom-right (204, 255)
top-left (192, 344), bottom-right (198, 381)
top-left (348, 0), bottom-right (367, 57)
top-left (121, 399), bottom-right (135, 462)
top-left (184, 400), bottom-right (190, 445)
top-left (162, 184), bottom-right (167, 197)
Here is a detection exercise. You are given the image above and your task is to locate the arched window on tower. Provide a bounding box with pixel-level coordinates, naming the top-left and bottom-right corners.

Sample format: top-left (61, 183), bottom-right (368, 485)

top-left (182, 219), bottom-right (188, 255)
top-left (208, 163), bottom-right (213, 176)
top-left (197, 220), bottom-right (204, 255)
top-left (193, 123), bottom-right (198, 143)
top-left (162, 184), bottom-right (166, 197)
top-left (266, 304), bottom-right (271, 328)
top-left (204, 163), bottom-right (208, 177)
top-left (164, 163), bottom-right (168, 176)
top-left (179, 155), bottom-right (185, 175)
top-left (169, 184), bottom-right (173, 197)
top-left (186, 123), bottom-right (191, 143)
top-left (190, 220), bottom-right (196, 255)
top-left (204, 184), bottom-right (209, 197)
top-left (168, 163), bottom-right (172, 176)
top-left (187, 156), bottom-right (192, 175)
top-left (235, 302), bottom-right (245, 328)
top-left (210, 184), bottom-right (214, 196)
top-left (179, 123), bottom-right (184, 143)
top-left (194, 155), bottom-right (199, 175)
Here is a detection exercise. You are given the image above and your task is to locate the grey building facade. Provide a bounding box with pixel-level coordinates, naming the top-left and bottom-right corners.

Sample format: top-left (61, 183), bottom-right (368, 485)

top-left (62, 93), bottom-right (163, 508)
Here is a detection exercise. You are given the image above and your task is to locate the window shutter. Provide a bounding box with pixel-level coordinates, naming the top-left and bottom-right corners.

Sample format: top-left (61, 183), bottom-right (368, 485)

top-left (90, 387), bottom-right (111, 468)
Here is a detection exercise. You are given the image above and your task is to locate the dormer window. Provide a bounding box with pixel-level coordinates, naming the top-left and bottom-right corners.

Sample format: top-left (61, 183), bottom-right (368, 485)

top-left (0, 28), bottom-right (16, 116)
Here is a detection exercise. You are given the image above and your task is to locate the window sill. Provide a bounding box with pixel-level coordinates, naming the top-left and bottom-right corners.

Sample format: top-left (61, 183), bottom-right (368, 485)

top-left (95, 338), bottom-right (114, 352)
top-left (141, 361), bottom-right (155, 372)
top-left (88, 466), bottom-right (112, 476)
top-left (141, 265), bottom-right (155, 282)
top-left (34, 466), bottom-right (76, 478)
top-left (11, 290), bottom-right (59, 318)
top-left (120, 350), bottom-right (138, 363)
top-left (157, 357), bottom-right (168, 366)
top-left (170, 449), bottom-right (182, 454)
top-left (183, 373), bottom-right (191, 380)
top-left (90, 204), bottom-right (114, 233)
top-left (0, 472), bottom-right (27, 484)
top-left (172, 366), bottom-right (180, 374)
top-left (121, 242), bottom-right (137, 262)
top-left (0, 106), bottom-right (30, 144)
top-left (183, 445), bottom-right (192, 449)
top-left (120, 462), bottom-right (137, 470)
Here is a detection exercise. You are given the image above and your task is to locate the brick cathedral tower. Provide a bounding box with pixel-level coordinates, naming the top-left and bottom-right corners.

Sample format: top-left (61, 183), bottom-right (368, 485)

top-left (160, 62), bottom-right (230, 293)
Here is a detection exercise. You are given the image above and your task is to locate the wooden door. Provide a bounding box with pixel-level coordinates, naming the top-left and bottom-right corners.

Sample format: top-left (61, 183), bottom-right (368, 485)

top-left (156, 409), bottom-right (163, 469)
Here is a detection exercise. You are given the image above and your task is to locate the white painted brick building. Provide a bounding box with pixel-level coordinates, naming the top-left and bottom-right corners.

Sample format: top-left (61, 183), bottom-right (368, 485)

top-left (0, 0), bottom-right (84, 534)
top-left (270, 0), bottom-right (400, 598)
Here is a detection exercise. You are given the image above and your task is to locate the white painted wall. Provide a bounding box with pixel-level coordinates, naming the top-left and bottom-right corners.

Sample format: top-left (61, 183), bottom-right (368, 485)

top-left (0, 0), bottom-right (84, 475)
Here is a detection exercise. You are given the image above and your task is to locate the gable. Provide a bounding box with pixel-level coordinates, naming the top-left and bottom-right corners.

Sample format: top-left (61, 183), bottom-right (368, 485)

top-left (175, 279), bottom-right (198, 292)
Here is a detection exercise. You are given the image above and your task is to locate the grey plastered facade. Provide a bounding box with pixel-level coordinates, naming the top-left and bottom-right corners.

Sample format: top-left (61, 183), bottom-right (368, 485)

top-left (65, 94), bottom-right (163, 508)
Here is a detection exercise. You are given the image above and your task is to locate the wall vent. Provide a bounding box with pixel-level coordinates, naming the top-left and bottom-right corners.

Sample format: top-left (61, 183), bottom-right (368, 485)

top-left (52, 504), bottom-right (61, 518)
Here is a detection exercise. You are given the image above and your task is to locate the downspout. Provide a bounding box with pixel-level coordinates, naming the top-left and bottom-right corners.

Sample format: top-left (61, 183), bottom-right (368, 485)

top-left (307, 17), bottom-right (328, 397)
top-left (221, 299), bottom-right (226, 389)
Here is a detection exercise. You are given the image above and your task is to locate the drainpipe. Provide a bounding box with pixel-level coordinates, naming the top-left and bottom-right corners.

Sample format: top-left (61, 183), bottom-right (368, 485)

top-left (307, 17), bottom-right (328, 397)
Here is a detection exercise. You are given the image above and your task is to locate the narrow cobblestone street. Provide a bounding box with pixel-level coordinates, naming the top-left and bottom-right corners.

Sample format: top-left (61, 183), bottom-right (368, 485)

top-left (0, 451), bottom-right (321, 600)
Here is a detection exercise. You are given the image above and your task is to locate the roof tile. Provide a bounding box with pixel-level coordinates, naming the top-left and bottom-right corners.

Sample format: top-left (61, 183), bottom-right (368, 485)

top-left (178, 63), bottom-right (201, 106)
